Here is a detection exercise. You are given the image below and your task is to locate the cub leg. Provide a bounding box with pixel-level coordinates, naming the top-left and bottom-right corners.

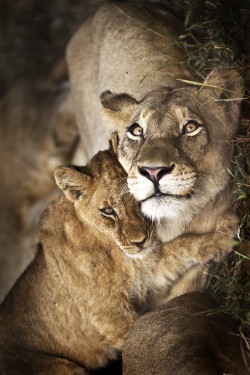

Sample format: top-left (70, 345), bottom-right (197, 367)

top-left (165, 210), bottom-right (239, 264)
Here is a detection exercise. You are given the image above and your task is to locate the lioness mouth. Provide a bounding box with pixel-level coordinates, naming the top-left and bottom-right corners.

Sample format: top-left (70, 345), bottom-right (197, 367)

top-left (142, 191), bottom-right (193, 202)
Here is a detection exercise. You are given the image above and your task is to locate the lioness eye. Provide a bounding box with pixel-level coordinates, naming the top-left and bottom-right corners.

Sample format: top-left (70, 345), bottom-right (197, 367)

top-left (100, 207), bottom-right (117, 218)
top-left (183, 121), bottom-right (201, 135)
top-left (127, 123), bottom-right (143, 137)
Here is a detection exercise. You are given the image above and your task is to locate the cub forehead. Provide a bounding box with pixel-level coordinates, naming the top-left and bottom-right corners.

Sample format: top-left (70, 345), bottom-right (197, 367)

top-left (92, 177), bottom-right (123, 197)
top-left (89, 156), bottom-right (127, 180)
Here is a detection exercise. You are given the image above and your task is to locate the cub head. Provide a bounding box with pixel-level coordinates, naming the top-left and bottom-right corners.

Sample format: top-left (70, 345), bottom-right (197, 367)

top-left (54, 149), bottom-right (156, 258)
top-left (100, 69), bottom-right (243, 224)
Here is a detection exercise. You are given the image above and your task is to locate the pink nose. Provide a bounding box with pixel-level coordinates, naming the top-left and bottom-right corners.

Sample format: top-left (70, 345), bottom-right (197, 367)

top-left (143, 167), bottom-right (163, 180)
top-left (139, 165), bottom-right (175, 183)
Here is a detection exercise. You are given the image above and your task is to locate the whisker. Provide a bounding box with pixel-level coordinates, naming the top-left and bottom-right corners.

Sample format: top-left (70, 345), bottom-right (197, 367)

top-left (217, 229), bottom-right (237, 237)
top-left (120, 193), bottom-right (134, 205)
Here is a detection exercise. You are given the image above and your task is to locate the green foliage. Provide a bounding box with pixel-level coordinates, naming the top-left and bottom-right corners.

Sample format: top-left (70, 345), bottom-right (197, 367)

top-left (207, 252), bottom-right (250, 334)
top-left (233, 138), bottom-right (250, 242)
top-left (178, 0), bottom-right (250, 339)
top-left (182, 0), bottom-right (250, 70)
top-left (210, 131), bottom-right (250, 336)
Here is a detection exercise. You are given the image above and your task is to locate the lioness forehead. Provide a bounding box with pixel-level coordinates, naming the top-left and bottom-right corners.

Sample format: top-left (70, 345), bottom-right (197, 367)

top-left (138, 104), bottom-right (197, 129)
top-left (131, 86), bottom-right (232, 140)
top-left (133, 93), bottom-right (202, 135)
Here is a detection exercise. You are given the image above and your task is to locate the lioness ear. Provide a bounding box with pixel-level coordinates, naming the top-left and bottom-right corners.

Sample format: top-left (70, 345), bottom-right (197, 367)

top-left (54, 166), bottom-right (91, 202)
top-left (201, 69), bottom-right (243, 130)
top-left (100, 90), bottom-right (139, 128)
top-left (203, 69), bottom-right (243, 100)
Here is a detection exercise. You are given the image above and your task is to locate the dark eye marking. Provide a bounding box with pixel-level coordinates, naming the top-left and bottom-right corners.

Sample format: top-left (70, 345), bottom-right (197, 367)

top-left (182, 120), bottom-right (202, 135)
top-left (127, 123), bottom-right (143, 137)
top-left (99, 207), bottom-right (118, 218)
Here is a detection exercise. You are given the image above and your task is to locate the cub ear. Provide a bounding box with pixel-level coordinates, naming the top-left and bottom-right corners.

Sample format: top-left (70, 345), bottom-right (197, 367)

top-left (203, 69), bottom-right (243, 99)
top-left (109, 131), bottom-right (119, 154)
top-left (54, 166), bottom-right (91, 202)
top-left (100, 90), bottom-right (139, 128)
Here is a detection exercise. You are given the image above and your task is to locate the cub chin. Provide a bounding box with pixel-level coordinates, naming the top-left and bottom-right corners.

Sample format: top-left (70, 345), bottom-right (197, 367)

top-left (0, 148), bottom-right (237, 374)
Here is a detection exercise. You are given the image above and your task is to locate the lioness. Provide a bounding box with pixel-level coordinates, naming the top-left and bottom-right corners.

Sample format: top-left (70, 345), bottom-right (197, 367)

top-left (0, 147), bottom-right (236, 374)
top-left (67, 1), bottom-right (243, 292)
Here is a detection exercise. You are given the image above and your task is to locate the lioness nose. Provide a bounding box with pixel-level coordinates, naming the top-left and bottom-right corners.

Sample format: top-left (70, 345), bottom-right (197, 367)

top-left (139, 165), bottom-right (175, 183)
top-left (131, 237), bottom-right (147, 248)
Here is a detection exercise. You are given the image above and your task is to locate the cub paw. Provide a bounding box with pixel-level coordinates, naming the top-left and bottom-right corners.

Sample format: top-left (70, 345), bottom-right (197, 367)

top-left (215, 211), bottom-right (239, 234)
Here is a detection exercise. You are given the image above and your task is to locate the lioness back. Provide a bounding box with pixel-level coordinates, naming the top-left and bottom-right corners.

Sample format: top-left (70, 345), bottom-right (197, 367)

top-left (67, 1), bottom-right (195, 158)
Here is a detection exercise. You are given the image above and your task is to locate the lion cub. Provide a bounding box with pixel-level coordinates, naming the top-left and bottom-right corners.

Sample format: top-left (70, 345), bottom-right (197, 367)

top-left (0, 148), bottom-right (237, 374)
top-left (0, 148), bottom-right (157, 374)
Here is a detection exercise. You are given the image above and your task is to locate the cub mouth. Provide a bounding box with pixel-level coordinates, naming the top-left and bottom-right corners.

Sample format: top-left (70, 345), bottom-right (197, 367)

top-left (125, 245), bottom-right (156, 259)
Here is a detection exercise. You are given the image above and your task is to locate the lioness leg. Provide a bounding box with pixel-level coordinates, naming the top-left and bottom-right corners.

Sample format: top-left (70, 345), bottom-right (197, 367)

top-left (123, 292), bottom-right (246, 375)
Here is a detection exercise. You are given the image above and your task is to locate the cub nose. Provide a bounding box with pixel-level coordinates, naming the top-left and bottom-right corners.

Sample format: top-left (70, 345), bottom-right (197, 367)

top-left (139, 165), bottom-right (175, 183)
top-left (131, 237), bottom-right (147, 248)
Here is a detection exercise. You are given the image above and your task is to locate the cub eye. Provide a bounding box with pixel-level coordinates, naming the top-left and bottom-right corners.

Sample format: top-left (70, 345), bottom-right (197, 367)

top-left (127, 123), bottom-right (143, 137)
top-left (182, 121), bottom-right (202, 136)
top-left (100, 207), bottom-right (117, 218)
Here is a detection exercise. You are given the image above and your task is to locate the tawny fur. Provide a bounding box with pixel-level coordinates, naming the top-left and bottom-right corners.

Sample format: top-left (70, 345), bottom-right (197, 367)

top-left (0, 148), bottom-right (238, 374)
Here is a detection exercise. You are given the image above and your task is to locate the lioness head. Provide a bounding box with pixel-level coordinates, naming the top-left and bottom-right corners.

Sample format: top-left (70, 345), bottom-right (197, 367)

top-left (100, 69), bottom-right (243, 224)
top-left (54, 149), bottom-right (156, 258)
